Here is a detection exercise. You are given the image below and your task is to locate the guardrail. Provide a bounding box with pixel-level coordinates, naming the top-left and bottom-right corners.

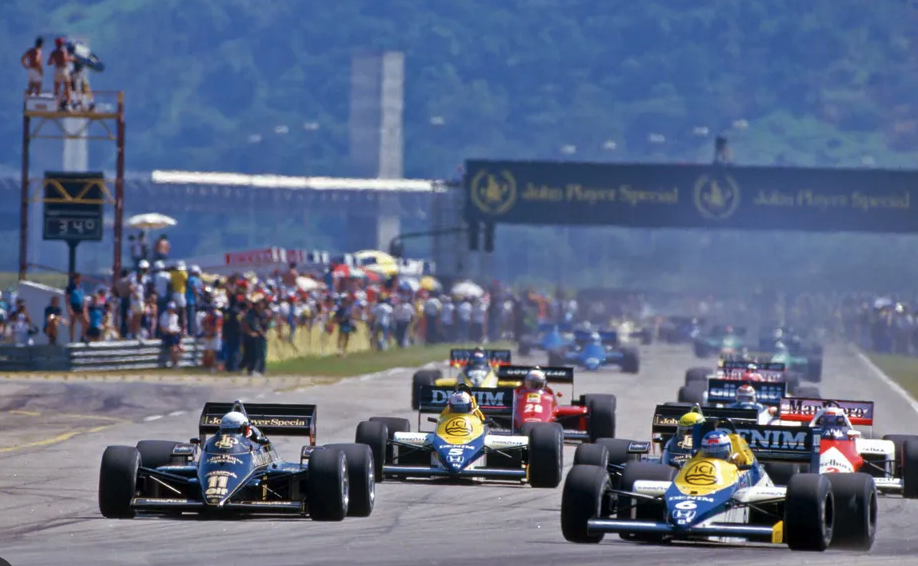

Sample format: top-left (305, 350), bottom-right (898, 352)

top-left (0, 338), bottom-right (203, 372)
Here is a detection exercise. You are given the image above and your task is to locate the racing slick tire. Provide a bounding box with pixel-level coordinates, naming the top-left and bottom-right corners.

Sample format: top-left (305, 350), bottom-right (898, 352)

top-left (901, 437), bottom-right (918, 499)
top-left (693, 341), bottom-right (710, 358)
top-left (355, 420), bottom-right (388, 481)
top-left (136, 440), bottom-right (183, 468)
top-left (594, 438), bottom-right (642, 489)
top-left (369, 417), bottom-right (411, 465)
top-left (573, 443), bottom-right (609, 468)
top-left (827, 473), bottom-right (877, 551)
top-left (684, 367), bottom-right (709, 385)
top-left (617, 462), bottom-right (676, 542)
top-left (527, 422), bottom-right (564, 488)
top-left (99, 445), bottom-right (140, 519)
top-left (306, 448), bottom-right (349, 521)
top-left (784, 473), bottom-right (834, 551)
top-left (794, 385), bottom-right (821, 399)
top-left (881, 434), bottom-right (918, 478)
top-left (547, 349), bottom-right (565, 367)
top-left (677, 384), bottom-right (705, 404)
top-left (805, 358), bottom-right (823, 383)
top-left (620, 348), bottom-right (639, 374)
top-left (411, 370), bottom-right (439, 410)
top-left (584, 394), bottom-right (617, 441)
top-left (561, 464), bottom-right (610, 543)
top-left (323, 443), bottom-right (376, 517)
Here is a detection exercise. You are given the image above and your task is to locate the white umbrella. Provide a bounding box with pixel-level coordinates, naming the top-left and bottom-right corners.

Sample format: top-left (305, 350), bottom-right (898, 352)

top-left (127, 212), bottom-right (177, 230)
top-left (451, 280), bottom-right (484, 298)
top-left (398, 278), bottom-right (420, 293)
top-left (295, 276), bottom-right (323, 292)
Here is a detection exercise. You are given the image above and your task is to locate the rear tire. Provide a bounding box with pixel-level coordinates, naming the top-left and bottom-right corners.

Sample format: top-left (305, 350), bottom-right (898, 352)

top-left (527, 422), bottom-right (564, 488)
top-left (585, 394), bottom-right (616, 441)
top-left (677, 384), bottom-right (705, 404)
top-left (411, 370), bottom-right (438, 410)
top-left (620, 348), bottom-right (639, 373)
top-left (322, 443), bottom-right (376, 517)
top-left (547, 350), bottom-right (565, 367)
top-left (684, 367), bottom-right (709, 385)
top-left (881, 434), bottom-right (917, 478)
top-left (573, 443), bottom-right (609, 468)
top-left (764, 462), bottom-right (802, 486)
top-left (806, 358), bottom-right (823, 383)
top-left (902, 438), bottom-right (918, 499)
top-left (561, 464), bottom-right (609, 543)
top-left (368, 417), bottom-right (410, 464)
top-left (307, 448), bottom-right (349, 521)
top-left (355, 420), bottom-right (388, 481)
top-left (518, 341), bottom-right (531, 356)
top-left (827, 473), bottom-right (877, 551)
top-left (135, 440), bottom-right (181, 469)
top-left (784, 473), bottom-right (834, 551)
top-left (99, 446), bottom-right (140, 519)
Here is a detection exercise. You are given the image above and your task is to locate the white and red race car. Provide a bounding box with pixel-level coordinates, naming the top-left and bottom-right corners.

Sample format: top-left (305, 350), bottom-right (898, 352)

top-left (777, 397), bottom-right (918, 497)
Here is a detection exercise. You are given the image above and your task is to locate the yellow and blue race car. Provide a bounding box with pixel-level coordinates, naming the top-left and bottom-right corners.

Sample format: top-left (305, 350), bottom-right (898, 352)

top-left (410, 348), bottom-right (516, 409)
top-left (356, 383), bottom-right (563, 487)
top-left (562, 417), bottom-right (877, 551)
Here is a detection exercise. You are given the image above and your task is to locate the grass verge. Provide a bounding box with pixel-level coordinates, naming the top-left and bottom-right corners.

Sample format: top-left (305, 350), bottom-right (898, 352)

top-left (864, 353), bottom-right (918, 399)
top-left (267, 342), bottom-right (514, 377)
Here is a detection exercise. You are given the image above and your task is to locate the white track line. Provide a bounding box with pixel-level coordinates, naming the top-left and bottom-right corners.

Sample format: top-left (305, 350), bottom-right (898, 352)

top-left (856, 350), bottom-right (918, 415)
top-left (143, 415), bottom-right (163, 422)
top-left (167, 411), bottom-right (186, 417)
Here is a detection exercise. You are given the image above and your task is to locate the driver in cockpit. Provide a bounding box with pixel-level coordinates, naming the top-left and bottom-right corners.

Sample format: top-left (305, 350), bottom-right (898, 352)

top-left (219, 411), bottom-right (269, 445)
top-left (443, 388), bottom-right (486, 422)
top-left (812, 406), bottom-right (849, 440)
top-left (461, 347), bottom-right (493, 386)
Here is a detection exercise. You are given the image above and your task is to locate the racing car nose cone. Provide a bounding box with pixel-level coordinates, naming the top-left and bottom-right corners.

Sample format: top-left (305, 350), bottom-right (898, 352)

top-left (586, 358), bottom-right (600, 370)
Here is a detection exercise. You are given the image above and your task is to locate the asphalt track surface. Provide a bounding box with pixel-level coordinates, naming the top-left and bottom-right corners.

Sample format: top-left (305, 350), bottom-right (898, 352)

top-left (1, 345), bottom-right (917, 566)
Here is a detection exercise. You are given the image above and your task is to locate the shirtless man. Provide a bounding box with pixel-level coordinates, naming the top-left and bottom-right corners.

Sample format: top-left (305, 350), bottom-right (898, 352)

top-left (20, 37), bottom-right (43, 95)
top-left (47, 37), bottom-right (72, 110)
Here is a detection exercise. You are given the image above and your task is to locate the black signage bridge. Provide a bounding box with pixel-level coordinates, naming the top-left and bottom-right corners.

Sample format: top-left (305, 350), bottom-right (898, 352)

top-left (463, 159), bottom-right (918, 235)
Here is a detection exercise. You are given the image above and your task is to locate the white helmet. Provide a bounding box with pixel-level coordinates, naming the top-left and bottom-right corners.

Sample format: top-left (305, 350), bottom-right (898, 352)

top-left (448, 391), bottom-right (473, 414)
top-left (219, 411), bottom-right (249, 434)
top-left (524, 368), bottom-right (547, 390)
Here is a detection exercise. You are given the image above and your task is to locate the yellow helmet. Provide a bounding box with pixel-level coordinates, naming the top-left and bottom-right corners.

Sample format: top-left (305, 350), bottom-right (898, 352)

top-left (678, 410), bottom-right (706, 429)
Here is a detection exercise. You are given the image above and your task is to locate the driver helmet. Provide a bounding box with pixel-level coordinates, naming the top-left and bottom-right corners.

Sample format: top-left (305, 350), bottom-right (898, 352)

top-left (735, 383), bottom-right (757, 404)
top-left (524, 368), bottom-right (547, 390)
top-left (590, 331), bottom-right (601, 344)
top-left (469, 348), bottom-right (487, 368)
top-left (815, 406), bottom-right (847, 428)
top-left (742, 364), bottom-right (762, 382)
top-left (677, 410), bottom-right (705, 437)
top-left (448, 391), bottom-right (473, 414)
top-left (699, 430), bottom-right (733, 460)
top-left (219, 411), bottom-right (249, 435)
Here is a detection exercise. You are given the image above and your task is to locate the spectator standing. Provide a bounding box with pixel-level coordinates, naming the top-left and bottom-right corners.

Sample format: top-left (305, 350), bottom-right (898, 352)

top-left (66, 273), bottom-right (88, 343)
top-left (21, 37), bottom-right (43, 96)
top-left (393, 297), bottom-right (415, 348)
top-left (142, 294), bottom-right (158, 339)
top-left (48, 37), bottom-right (72, 110)
top-left (201, 305), bottom-right (223, 371)
top-left (170, 261), bottom-right (189, 334)
top-left (44, 296), bottom-right (66, 345)
top-left (222, 295), bottom-right (244, 372)
top-left (334, 295), bottom-right (356, 356)
top-left (439, 295), bottom-right (455, 343)
top-left (471, 297), bottom-right (487, 342)
top-left (486, 292), bottom-right (501, 342)
top-left (86, 295), bottom-right (104, 342)
top-left (152, 260), bottom-right (171, 325)
top-left (281, 262), bottom-right (299, 289)
top-left (371, 297), bottom-right (393, 351)
top-left (153, 235), bottom-right (170, 261)
top-left (113, 268), bottom-right (132, 337)
top-left (456, 297), bottom-right (472, 342)
top-left (423, 294), bottom-right (441, 344)
top-left (128, 260), bottom-right (150, 338)
top-left (11, 300), bottom-right (35, 346)
top-left (159, 302), bottom-right (182, 367)
top-left (242, 298), bottom-right (267, 375)
top-left (186, 265), bottom-right (204, 336)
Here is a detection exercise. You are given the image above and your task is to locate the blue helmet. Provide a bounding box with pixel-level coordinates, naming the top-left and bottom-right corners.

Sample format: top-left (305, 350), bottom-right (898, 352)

top-left (699, 430), bottom-right (732, 460)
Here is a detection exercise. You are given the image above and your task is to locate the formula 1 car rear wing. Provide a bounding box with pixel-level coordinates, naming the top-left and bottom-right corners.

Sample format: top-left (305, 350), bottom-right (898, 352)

top-left (706, 379), bottom-right (788, 406)
top-left (778, 397), bottom-right (875, 426)
top-left (725, 423), bottom-right (821, 466)
top-left (572, 330), bottom-right (618, 344)
top-left (198, 401), bottom-right (317, 445)
top-left (651, 403), bottom-right (759, 445)
top-left (537, 322), bottom-right (572, 334)
top-left (498, 365), bottom-right (576, 396)
top-left (416, 385), bottom-right (515, 417)
top-left (719, 360), bottom-right (786, 380)
top-left (449, 349), bottom-right (512, 367)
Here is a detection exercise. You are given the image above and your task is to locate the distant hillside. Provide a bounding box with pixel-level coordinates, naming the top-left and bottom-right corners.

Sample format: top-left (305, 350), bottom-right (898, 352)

top-left (3, 0), bottom-right (917, 178)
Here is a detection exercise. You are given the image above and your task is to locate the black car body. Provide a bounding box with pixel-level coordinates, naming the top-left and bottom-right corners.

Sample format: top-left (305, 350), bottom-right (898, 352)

top-left (98, 400), bottom-right (375, 521)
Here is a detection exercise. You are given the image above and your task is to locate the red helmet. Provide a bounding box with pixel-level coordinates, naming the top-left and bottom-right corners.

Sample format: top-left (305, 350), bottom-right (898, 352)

top-left (55, 37), bottom-right (65, 47)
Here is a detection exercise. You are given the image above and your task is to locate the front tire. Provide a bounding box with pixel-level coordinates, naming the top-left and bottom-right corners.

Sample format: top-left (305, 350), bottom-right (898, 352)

top-left (99, 446), bottom-right (140, 519)
top-left (620, 348), bottom-right (639, 373)
top-left (527, 422), bottom-right (563, 488)
top-left (827, 473), bottom-right (877, 551)
top-left (784, 473), bottom-right (834, 551)
top-left (902, 437), bottom-right (918, 499)
top-left (561, 464), bottom-right (609, 543)
top-left (307, 448), bottom-right (349, 521)
top-left (573, 443), bottom-right (609, 468)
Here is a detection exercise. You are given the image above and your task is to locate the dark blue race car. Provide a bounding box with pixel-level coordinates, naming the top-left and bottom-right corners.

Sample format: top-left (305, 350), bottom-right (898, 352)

top-left (518, 322), bottom-right (574, 356)
top-left (548, 330), bottom-right (639, 373)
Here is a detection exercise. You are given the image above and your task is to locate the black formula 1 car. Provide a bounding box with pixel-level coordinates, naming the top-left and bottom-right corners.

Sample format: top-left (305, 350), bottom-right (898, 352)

top-left (98, 400), bottom-right (375, 520)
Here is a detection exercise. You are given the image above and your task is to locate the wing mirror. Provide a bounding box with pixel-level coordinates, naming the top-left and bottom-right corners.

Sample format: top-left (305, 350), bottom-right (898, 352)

top-left (847, 430), bottom-right (861, 438)
top-left (556, 391), bottom-right (562, 398)
top-left (189, 437), bottom-right (201, 444)
top-left (427, 417), bottom-right (438, 423)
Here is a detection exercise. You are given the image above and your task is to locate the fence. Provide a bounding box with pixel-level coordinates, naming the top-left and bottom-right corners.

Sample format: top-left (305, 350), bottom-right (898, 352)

top-left (0, 338), bottom-right (203, 372)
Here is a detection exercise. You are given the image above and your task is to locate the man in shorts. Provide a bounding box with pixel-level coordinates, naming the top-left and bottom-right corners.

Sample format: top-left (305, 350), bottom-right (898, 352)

top-left (20, 37), bottom-right (43, 95)
top-left (48, 37), bottom-right (72, 110)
